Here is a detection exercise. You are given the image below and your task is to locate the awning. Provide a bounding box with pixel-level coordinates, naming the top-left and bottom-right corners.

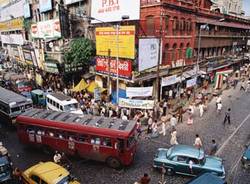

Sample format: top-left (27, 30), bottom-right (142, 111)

top-left (71, 79), bottom-right (89, 92)
top-left (87, 81), bottom-right (106, 93)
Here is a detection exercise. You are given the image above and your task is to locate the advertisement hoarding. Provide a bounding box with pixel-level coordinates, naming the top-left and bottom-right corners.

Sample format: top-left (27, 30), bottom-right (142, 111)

top-left (138, 38), bottom-right (160, 71)
top-left (161, 75), bottom-right (178, 87)
top-left (186, 77), bottom-right (197, 88)
top-left (95, 57), bottom-right (132, 80)
top-left (0, 18), bottom-right (23, 31)
top-left (96, 26), bottom-right (135, 59)
top-left (0, 0), bottom-right (25, 22)
top-left (91, 0), bottom-right (140, 23)
top-left (0, 34), bottom-right (24, 45)
top-left (31, 19), bottom-right (61, 39)
top-left (126, 86), bottom-right (153, 98)
top-left (23, 3), bottom-right (31, 18)
top-left (39, 0), bottom-right (52, 13)
top-left (119, 98), bottom-right (154, 109)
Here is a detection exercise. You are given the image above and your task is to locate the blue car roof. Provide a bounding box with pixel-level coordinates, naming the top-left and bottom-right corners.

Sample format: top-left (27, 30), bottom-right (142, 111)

top-left (0, 156), bottom-right (9, 165)
top-left (185, 173), bottom-right (225, 184)
top-left (169, 145), bottom-right (205, 160)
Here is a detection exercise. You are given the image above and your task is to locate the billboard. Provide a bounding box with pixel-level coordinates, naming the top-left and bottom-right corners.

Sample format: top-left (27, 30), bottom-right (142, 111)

top-left (138, 38), bottom-right (160, 71)
top-left (31, 19), bottom-right (61, 39)
top-left (91, 0), bottom-right (140, 23)
top-left (0, 34), bottom-right (24, 45)
top-left (39, 0), bottom-right (52, 13)
top-left (96, 26), bottom-right (135, 59)
top-left (126, 86), bottom-right (153, 98)
top-left (119, 98), bottom-right (154, 109)
top-left (0, 18), bottom-right (23, 31)
top-left (23, 3), bottom-right (31, 18)
top-left (95, 57), bottom-right (132, 79)
top-left (0, 0), bottom-right (24, 22)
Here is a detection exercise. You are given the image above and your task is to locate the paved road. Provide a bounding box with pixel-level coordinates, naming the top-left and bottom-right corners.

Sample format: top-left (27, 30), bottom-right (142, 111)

top-left (1, 85), bottom-right (250, 184)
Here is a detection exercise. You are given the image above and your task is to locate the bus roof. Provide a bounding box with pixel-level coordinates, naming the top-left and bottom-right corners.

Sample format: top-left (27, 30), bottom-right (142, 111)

top-left (0, 87), bottom-right (32, 105)
top-left (46, 93), bottom-right (78, 105)
top-left (17, 109), bottom-right (137, 138)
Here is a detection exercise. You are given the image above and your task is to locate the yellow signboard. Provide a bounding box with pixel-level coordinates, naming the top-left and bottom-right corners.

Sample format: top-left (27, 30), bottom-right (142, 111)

top-left (96, 26), bottom-right (135, 59)
top-left (0, 18), bottom-right (23, 31)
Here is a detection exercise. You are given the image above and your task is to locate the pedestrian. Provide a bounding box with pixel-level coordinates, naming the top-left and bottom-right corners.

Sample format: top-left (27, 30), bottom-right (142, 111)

top-left (136, 119), bottom-right (142, 137)
top-left (140, 173), bottom-right (151, 184)
top-left (217, 101), bottom-right (222, 114)
top-left (223, 108), bottom-right (231, 125)
top-left (170, 128), bottom-right (178, 145)
top-left (209, 139), bottom-right (218, 155)
top-left (151, 120), bottom-right (159, 138)
top-left (160, 121), bottom-right (166, 136)
top-left (240, 81), bottom-right (246, 91)
top-left (194, 134), bottom-right (202, 149)
top-left (163, 100), bottom-right (168, 116)
top-left (216, 95), bottom-right (222, 109)
top-left (53, 151), bottom-right (62, 164)
top-left (169, 89), bottom-right (173, 99)
top-left (187, 105), bottom-right (194, 125)
top-left (199, 103), bottom-right (204, 117)
top-left (147, 116), bottom-right (153, 134)
top-left (177, 106), bottom-right (183, 123)
top-left (170, 114), bottom-right (177, 129)
top-left (187, 89), bottom-right (191, 100)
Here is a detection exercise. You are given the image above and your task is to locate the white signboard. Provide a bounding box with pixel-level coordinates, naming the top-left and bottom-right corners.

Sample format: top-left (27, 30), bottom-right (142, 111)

top-left (91, 0), bottom-right (140, 23)
top-left (126, 86), bottom-right (153, 98)
top-left (31, 19), bottom-right (61, 39)
top-left (138, 38), bottom-right (159, 71)
top-left (0, 34), bottom-right (24, 45)
top-left (161, 75), bottom-right (177, 87)
top-left (186, 77), bottom-right (197, 88)
top-left (64, 0), bottom-right (81, 5)
top-left (119, 98), bottom-right (154, 109)
top-left (0, 0), bottom-right (25, 22)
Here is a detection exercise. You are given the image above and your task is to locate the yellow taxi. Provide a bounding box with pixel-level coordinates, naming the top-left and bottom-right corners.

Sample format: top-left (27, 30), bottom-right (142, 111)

top-left (21, 161), bottom-right (80, 184)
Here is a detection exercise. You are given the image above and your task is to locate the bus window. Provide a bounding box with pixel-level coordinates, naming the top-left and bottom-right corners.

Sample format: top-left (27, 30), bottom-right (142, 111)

top-left (25, 104), bottom-right (32, 109)
top-left (79, 135), bottom-right (88, 143)
top-left (11, 107), bottom-right (20, 113)
top-left (116, 139), bottom-right (125, 152)
top-left (103, 138), bottom-right (112, 147)
top-left (127, 135), bottom-right (136, 148)
top-left (56, 103), bottom-right (59, 109)
top-left (60, 106), bottom-right (63, 111)
top-left (91, 137), bottom-right (101, 145)
top-left (64, 103), bottom-right (78, 111)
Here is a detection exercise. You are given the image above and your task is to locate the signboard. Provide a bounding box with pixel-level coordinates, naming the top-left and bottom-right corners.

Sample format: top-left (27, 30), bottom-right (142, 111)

top-left (0, 18), bottom-right (23, 31)
top-left (95, 26), bottom-right (135, 59)
top-left (186, 77), bottom-right (197, 88)
top-left (161, 75), bottom-right (178, 87)
top-left (95, 57), bottom-right (132, 79)
top-left (31, 19), bottom-right (61, 39)
top-left (39, 0), bottom-right (52, 13)
top-left (0, 0), bottom-right (25, 22)
top-left (0, 34), bottom-right (24, 45)
top-left (94, 87), bottom-right (101, 101)
top-left (64, 0), bottom-right (81, 5)
top-left (119, 98), bottom-right (154, 109)
top-left (138, 38), bottom-right (159, 71)
top-left (44, 62), bottom-right (59, 73)
top-left (24, 3), bottom-right (31, 18)
top-left (23, 50), bottom-right (33, 65)
top-left (126, 86), bottom-right (153, 98)
top-left (91, 0), bottom-right (140, 23)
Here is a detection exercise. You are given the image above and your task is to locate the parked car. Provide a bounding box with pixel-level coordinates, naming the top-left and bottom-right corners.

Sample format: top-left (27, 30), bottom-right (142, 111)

top-left (0, 143), bottom-right (13, 183)
top-left (185, 173), bottom-right (227, 184)
top-left (21, 161), bottom-right (80, 184)
top-left (241, 144), bottom-right (250, 169)
top-left (153, 145), bottom-right (225, 178)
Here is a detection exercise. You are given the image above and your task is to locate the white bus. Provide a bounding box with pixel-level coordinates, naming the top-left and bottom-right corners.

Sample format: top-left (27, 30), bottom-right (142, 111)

top-left (46, 93), bottom-right (83, 115)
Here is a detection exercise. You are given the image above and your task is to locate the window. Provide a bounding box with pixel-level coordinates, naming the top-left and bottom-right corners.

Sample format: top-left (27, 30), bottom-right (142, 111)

top-left (180, 18), bottom-right (185, 31)
top-left (11, 107), bottom-right (20, 113)
top-left (146, 15), bottom-right (155, 35)
top-left (172, 43), bottom-right (177, 61)
top-left (60, 105), bottom-right (63, 111)
top-left (165, 16), bottom-right (170, 34)
top-left (164, 43), bottom-right (170, 62)
top-left (31, 175), bottom-right (40, 184)
top-left (91, 137), bottom-right (101, 145)
top-left (56, 103), bottom-right (59, 109)
top-left (79, 135), bottom-right (88, 143)
top-left (177, 156), bottom-right (188, 162)
top-left (173, 17), bottom-right (178, 30)
top-left (103, 138), bottom-right (112, 147)
top-left (179, 43), bottom-right (184, 59)
top-left (188, 158), bottom-right (199, 165)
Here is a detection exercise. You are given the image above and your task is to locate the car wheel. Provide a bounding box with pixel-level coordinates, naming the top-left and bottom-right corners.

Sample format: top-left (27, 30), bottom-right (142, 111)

top-left (106, 157), bottom-right (122, 169)
top-left (166, 168), bottom-right (174, 176)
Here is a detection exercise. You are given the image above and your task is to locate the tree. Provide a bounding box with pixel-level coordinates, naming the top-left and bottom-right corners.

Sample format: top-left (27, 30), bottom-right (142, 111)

top-left (65, 37), bottom-right (95, 68)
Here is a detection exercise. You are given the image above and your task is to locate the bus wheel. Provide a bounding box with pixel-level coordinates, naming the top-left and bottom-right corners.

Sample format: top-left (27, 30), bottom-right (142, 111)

top-left (106, 157), bottom-right (121, 169)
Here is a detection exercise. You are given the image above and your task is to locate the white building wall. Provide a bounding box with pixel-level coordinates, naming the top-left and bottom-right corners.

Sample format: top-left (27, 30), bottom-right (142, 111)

top-left (212, 0), bottom-right (243, 15)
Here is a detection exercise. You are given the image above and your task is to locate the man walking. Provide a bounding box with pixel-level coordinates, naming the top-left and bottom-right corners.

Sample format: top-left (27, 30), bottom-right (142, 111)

top-left (170, 114), bottom-right (177, 129)
top-left (223, 108), bottom-right (231, 125)
top-left (209, 139), bottom-right (218, 155)
top-left (194, 134), bottom-right (202, 149)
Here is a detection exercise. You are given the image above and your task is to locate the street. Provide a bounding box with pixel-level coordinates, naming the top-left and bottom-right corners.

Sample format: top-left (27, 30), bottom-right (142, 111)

top-left (0, 85), bottom-right (249, 184)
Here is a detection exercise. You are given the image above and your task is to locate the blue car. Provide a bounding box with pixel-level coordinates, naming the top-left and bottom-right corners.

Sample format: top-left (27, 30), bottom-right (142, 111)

top-left (0, 156), bottom-right (12, 183)
top-left (185, 173), bottom-right (227, 184)
top-left (153, 145), bottom-right (225, 178)
top-left (241, 144), bottom-right (250, 169)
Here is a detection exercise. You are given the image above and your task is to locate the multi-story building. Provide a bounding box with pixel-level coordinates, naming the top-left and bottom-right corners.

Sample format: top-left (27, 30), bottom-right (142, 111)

top-left (211, 0), bottom-right (244, 16)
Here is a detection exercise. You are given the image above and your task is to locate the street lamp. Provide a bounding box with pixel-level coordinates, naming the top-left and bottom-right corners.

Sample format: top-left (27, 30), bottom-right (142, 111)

top-left (83, 15), bottom-right (129, 105)
top-left (195, 18), bottom-right (225, 97)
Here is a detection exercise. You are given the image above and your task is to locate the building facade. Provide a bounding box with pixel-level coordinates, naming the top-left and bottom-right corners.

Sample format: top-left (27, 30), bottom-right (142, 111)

top-left (211, 0), bottom-right (244, 16)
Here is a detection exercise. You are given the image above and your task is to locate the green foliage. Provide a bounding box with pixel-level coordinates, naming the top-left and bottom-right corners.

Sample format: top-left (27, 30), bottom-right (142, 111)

top-left (65, 38), bottom-right (95, 67)
top-left (23, 19), bottom-right (33, 32)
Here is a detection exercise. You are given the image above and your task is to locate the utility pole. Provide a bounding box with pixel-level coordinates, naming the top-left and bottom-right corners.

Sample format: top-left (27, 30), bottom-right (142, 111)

top-left (107, 49), bottom-right (111, 101)
top-left (156, 8), bottom-right (163, 102)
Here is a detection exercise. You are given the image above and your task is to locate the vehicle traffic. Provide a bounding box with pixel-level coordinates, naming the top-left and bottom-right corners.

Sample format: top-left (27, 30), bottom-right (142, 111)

top-left (31, 89), bottom-right (47, 107)
top-left (21, 161), bottom-right (80, 184)
top-left (0, 143), bottom-right (13, 183)
top-left (46, 93), bottom-right (83, 114)
top-left (16, 108), bottom-right (138, 168)
top-left (241, 144), bottom-right (250, 169)
top-left (153, 144), bottom-right (225, 178)
top-left (0, 87), bottom-right (33, 124)
top-left (185, 173), bottom-right (227, 184)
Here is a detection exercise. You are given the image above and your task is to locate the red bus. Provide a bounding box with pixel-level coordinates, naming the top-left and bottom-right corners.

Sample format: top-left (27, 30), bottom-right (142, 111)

top-left (16, 109), bottom-right (137, 168)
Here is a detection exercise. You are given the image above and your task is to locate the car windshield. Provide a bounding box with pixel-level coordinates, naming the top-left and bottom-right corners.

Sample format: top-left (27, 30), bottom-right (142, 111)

top-left (56, 176), bottom-right (71, 184)
top-left (166, 147), bottom-right (173, 158)
top-left (17, 81), bottom-right (30, 88)
top-left (64, 103), bottom-right (78, 111)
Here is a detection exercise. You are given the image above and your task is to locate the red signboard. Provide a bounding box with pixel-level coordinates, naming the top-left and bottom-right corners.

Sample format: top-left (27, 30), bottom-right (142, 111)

top-left (96, 57), bottom-right (132, 79)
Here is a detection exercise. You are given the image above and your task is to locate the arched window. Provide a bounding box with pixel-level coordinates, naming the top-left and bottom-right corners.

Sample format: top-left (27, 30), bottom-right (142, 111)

top-left (180, 18), bottom-right (185, 31)
top-left (146, 15), bottom-right (155, 35)
top-left (179, 43), bottom-right (184, 59)
top-left (172, 43), bottom-right (177, 61)
top-left (164, 43), bottom-right (170, 62)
